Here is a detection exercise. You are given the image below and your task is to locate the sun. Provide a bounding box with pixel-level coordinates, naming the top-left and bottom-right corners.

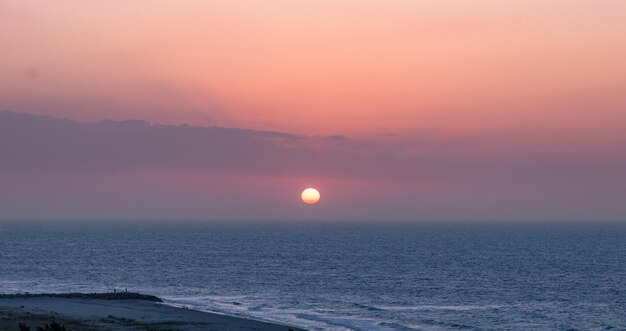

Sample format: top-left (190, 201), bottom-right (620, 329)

top-left (301, 188), bottom-right (320, 205)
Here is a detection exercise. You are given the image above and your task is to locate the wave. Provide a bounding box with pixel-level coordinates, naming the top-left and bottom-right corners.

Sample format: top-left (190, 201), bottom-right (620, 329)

top-left (372, 304), bottom-right (505, 312)
top-left (161, 295), bottom-right (408, 331)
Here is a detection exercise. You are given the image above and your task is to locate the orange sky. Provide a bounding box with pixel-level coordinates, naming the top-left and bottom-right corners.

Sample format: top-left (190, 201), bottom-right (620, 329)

top-left (2, 0), bottom-right (626, 135)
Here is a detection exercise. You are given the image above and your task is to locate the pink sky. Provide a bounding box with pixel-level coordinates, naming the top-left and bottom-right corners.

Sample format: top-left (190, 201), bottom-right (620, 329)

top-left (1, 1), bottom-right (625, 220)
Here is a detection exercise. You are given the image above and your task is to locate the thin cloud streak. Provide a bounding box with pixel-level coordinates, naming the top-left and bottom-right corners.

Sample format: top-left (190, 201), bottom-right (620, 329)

top-left (1, 111), bottom-right (624, 183)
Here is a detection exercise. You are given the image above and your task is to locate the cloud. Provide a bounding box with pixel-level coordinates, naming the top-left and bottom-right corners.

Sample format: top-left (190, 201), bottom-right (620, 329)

top-left (0, 111), bottom-right (388, 179)
top-left (1, 111), bottom-right (625, 220)
top-left (1, 111), bottom-right (624, 184)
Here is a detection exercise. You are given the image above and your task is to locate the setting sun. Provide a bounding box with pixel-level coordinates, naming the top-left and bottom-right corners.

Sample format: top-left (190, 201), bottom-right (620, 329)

top-left (301, 188), bottom-right (320, 205)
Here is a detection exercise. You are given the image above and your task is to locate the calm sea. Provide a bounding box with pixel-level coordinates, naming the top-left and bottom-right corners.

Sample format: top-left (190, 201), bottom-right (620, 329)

top-left (1, 221), bottom-right (625, 330)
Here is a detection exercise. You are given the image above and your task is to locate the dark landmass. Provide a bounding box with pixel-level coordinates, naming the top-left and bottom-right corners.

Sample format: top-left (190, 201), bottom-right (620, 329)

top-left (0, 293), bottom-right (304, 331)
top-left (0, 292), bottom-right (162, 302)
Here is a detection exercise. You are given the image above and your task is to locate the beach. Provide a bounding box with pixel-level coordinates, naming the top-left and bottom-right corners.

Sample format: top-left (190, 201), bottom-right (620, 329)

top-left (0, 294), bottom-right (304, 331)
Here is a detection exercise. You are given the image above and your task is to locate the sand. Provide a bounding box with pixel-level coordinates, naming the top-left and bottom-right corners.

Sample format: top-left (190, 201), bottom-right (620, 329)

top-left (0, 296), bottom-right (305, 331)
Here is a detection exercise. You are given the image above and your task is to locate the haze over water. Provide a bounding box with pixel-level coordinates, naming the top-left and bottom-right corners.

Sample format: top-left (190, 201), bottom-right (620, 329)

top-left (2, 221), bottom-right (625, 331)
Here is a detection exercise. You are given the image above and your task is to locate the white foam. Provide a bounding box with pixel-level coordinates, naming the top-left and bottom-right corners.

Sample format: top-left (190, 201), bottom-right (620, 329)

top-left (161, 295), bottom-right (402, 331)
top-left (374, 304), bottom-right (504, 312)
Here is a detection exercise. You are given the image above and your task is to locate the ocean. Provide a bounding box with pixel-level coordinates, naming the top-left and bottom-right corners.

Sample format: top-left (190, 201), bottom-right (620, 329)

top-left (1, 221), bottom-right (625, 330)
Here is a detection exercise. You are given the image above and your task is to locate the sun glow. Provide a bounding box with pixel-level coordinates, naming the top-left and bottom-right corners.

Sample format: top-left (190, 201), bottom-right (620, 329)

top-left (301, 188), bottom-right (320, 205)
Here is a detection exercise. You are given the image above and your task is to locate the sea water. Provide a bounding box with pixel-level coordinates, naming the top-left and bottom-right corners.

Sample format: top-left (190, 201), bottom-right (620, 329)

top-left (1, 221), bottom-right (625, 330)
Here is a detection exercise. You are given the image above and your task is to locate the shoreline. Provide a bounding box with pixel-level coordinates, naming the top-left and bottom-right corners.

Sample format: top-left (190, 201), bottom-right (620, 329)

top-left (0, 293), bottom-right (305, 331)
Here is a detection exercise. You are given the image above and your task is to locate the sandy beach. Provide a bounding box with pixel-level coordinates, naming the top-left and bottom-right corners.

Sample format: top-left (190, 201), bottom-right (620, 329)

top-left (0, 294), bottom-right (304, 331)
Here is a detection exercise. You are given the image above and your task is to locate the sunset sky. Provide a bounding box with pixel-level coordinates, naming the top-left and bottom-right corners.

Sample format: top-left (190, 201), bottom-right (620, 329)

top-left (1, 1), bottom-right (625, 220)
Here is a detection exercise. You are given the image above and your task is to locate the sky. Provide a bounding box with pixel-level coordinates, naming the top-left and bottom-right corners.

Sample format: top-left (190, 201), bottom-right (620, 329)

top-left (1, 1), bottom-right (625, 220)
